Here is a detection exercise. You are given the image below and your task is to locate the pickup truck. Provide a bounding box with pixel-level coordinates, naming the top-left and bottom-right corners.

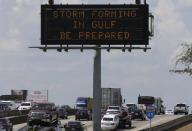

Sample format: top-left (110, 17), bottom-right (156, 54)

top-left (27, 102), bottom-right (58, 127)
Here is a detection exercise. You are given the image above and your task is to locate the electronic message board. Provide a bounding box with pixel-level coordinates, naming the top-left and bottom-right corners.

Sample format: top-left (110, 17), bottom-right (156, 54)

top-left (41, 4), bottom-right (149, 45)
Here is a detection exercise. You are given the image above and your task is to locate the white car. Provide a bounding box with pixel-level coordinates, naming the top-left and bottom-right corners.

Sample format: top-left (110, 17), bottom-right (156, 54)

top-left (106, 106), bottom-right (122, 116)
top-left (101, 114), bottom-right (119, 130)
top-left (18, 102), bottom-right (33, 110)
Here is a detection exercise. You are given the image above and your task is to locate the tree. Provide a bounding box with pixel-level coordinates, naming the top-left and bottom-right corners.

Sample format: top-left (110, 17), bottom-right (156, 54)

top-left (170, 43), bottom-right (192, 76)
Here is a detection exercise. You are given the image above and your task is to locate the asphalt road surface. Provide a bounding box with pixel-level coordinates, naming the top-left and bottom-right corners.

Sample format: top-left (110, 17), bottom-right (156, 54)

top-left (13, 115), bottom-right (184, 131)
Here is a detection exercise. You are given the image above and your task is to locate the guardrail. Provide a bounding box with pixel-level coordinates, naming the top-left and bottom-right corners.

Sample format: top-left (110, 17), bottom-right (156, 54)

top-left (140, 114), bottom-right (192, 131)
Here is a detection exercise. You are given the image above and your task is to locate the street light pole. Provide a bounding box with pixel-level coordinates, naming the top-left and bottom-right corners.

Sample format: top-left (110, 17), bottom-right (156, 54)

top-left (93, 46), bottom-right (101, 131)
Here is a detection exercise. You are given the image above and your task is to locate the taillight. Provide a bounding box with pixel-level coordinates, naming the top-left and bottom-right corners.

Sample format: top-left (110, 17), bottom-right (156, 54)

top-left (101, 123), bottom-right (104, 125)
top-left (111, 123), bottom-right (115, 125)
top-left (1, 123), bottom-right (7, 125)
top-left (66, 125), bottom-right (70, 128)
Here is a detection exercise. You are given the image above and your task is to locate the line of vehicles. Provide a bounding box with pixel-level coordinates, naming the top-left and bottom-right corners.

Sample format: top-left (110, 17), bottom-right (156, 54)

top-left (0, 88), bottom-right (190, 131)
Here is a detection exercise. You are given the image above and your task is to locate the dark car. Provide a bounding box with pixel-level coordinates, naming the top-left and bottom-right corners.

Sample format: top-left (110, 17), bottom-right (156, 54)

top-left (0, 104), bottom-right (9, 111)
top-left (0, 118), bottom-right (13, 131)
top-left (75, 109), bottom-right (92, 121)
top-left (57, 108), bottom-right (68, 119)
top-left (64, 121), bottom-right (85, 131)
top-left (131, 109), bottom-right (146, 120)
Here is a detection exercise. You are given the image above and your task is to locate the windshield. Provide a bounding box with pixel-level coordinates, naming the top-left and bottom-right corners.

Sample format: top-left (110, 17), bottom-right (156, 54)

top-left (176, 104), bottom-right (186, 107)
top-left (68, 121), bottom-right (81, 126)
top-left (32, 104), bottom-right (52, 110)
top-left (103, 118), bottom-right (113, 121)
top-left (21, 103), bottom-right (30, 106)
top-left (108, 107), bottom-right (120, 110)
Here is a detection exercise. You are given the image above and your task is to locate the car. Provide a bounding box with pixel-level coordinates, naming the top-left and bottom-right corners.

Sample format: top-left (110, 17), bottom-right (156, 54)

top-left (75, 109), bottom-right (92, 121)
top-left (101, 114), bottom-right (119, 130)
top-left (27, 102), bottom-right (58, 127)
top-left (126, 103), bottom-right (138, 113)
top-left (57, 108), bottom-right (68, 119)
top-left (0, 101), bottom-right (16, 110)
top-left (0, 118), bottom-right (13, 131)
top-left (0, 103), bottom-right (9, 111)
top-left (64, 121), bottom-right (85, 131)
top-left (18, 102), bottom-right (33, 110)
top-left (106, 106), bottom-right (122, 116)
top-left (165, 109), bottom-right (173, 115)
top-left (174, 103), bottom-right (189, 115)
top-left (131, 109), bottom-right (146, 120)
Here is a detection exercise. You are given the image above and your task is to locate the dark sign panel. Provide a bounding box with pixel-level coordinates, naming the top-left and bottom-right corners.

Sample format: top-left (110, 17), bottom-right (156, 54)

top-left (41, 4), bottom-right (149, 45)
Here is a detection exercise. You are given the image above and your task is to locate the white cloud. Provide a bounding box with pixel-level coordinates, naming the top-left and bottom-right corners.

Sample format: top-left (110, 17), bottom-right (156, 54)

top-left (177, 0), bottom-right (192, 9)
top-left (0, 39), bottom-right (21, 51)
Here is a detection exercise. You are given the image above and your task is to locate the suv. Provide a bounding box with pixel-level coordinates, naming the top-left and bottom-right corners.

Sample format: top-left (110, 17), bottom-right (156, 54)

top-left (27, 102), bottom-right (58, 127)
top-left (18, 102), bottom-right (33, 110)
top-left (75, 109), bottom-right (92, 121)
top-left (174, 103), bottom-right (188, 115)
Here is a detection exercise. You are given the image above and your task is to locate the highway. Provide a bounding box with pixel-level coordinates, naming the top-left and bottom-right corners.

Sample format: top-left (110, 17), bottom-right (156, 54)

top-left (13, 114), bottom-right (184, 131)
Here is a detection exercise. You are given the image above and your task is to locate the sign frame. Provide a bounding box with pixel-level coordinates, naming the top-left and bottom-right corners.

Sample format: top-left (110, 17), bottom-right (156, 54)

top-left (41, 4), bottom-right (149, 45)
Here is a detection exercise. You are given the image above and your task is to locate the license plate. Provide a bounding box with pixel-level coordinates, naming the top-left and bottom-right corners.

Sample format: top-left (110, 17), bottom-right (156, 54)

top-left (71, 128), bottom-right (75, 130)
top-left (136, 113), bottom-right (138, 115)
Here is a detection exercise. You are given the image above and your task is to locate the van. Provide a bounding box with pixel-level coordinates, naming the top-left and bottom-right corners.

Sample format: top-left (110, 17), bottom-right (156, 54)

top-left (1, 101), bottom-right (16, 110)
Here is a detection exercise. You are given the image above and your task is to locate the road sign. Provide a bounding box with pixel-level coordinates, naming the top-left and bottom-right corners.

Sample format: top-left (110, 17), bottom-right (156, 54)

top-left (41, 4), bottom-right (149, 45)
top-left (146, 105), bottom-right (155, 119)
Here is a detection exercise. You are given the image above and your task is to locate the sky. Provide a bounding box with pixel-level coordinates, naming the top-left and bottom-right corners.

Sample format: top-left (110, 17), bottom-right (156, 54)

top-left (0, 0), bottom-right (192, 109)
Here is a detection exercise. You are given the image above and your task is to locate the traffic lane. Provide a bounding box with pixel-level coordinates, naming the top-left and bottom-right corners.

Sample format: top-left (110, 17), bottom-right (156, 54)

top-left (117, 114), bottom-right (184, 131)
top-left (37, 116), bottom-right (92, 131)
top-left (14, 116), bottom-right (75, 131)
top-left (85, 115), bottom-right (185, 131)
top-left (13, 123), bottom-right (27, 131)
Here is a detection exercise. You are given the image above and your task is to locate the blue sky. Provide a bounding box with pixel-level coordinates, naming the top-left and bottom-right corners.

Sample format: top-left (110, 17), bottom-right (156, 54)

top-left (0, 0), bottom-right (192, 109)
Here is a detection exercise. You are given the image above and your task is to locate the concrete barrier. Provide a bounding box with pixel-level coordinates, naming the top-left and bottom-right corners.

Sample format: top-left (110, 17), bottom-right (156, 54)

top-left (8, 115), bottom-right (28, 125)
top-left (0, 110), bottom-right (29, 117)
top-left (140, 114), bottom-right (192, 131)
top-left (6, 109), bottom-right (77, 125)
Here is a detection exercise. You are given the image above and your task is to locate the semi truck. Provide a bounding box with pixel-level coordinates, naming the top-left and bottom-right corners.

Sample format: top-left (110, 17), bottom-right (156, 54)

top-left (102, 88), bottom-right (122, 109)
top-left (76, 97), bottom-right (93, 111)
top-left (138, 95), bottom-right (164, 114)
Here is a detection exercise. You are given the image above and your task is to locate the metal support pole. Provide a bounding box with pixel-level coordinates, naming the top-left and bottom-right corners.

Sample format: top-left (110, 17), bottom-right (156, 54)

top-left (93, 46), bottom-right (101, 131)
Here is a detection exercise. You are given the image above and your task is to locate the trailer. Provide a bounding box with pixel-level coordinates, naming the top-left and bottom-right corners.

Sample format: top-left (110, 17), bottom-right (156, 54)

top-left (138, 95), bottom-right (164, 114)
top-left (102, 88), bottom-right (122, 110)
